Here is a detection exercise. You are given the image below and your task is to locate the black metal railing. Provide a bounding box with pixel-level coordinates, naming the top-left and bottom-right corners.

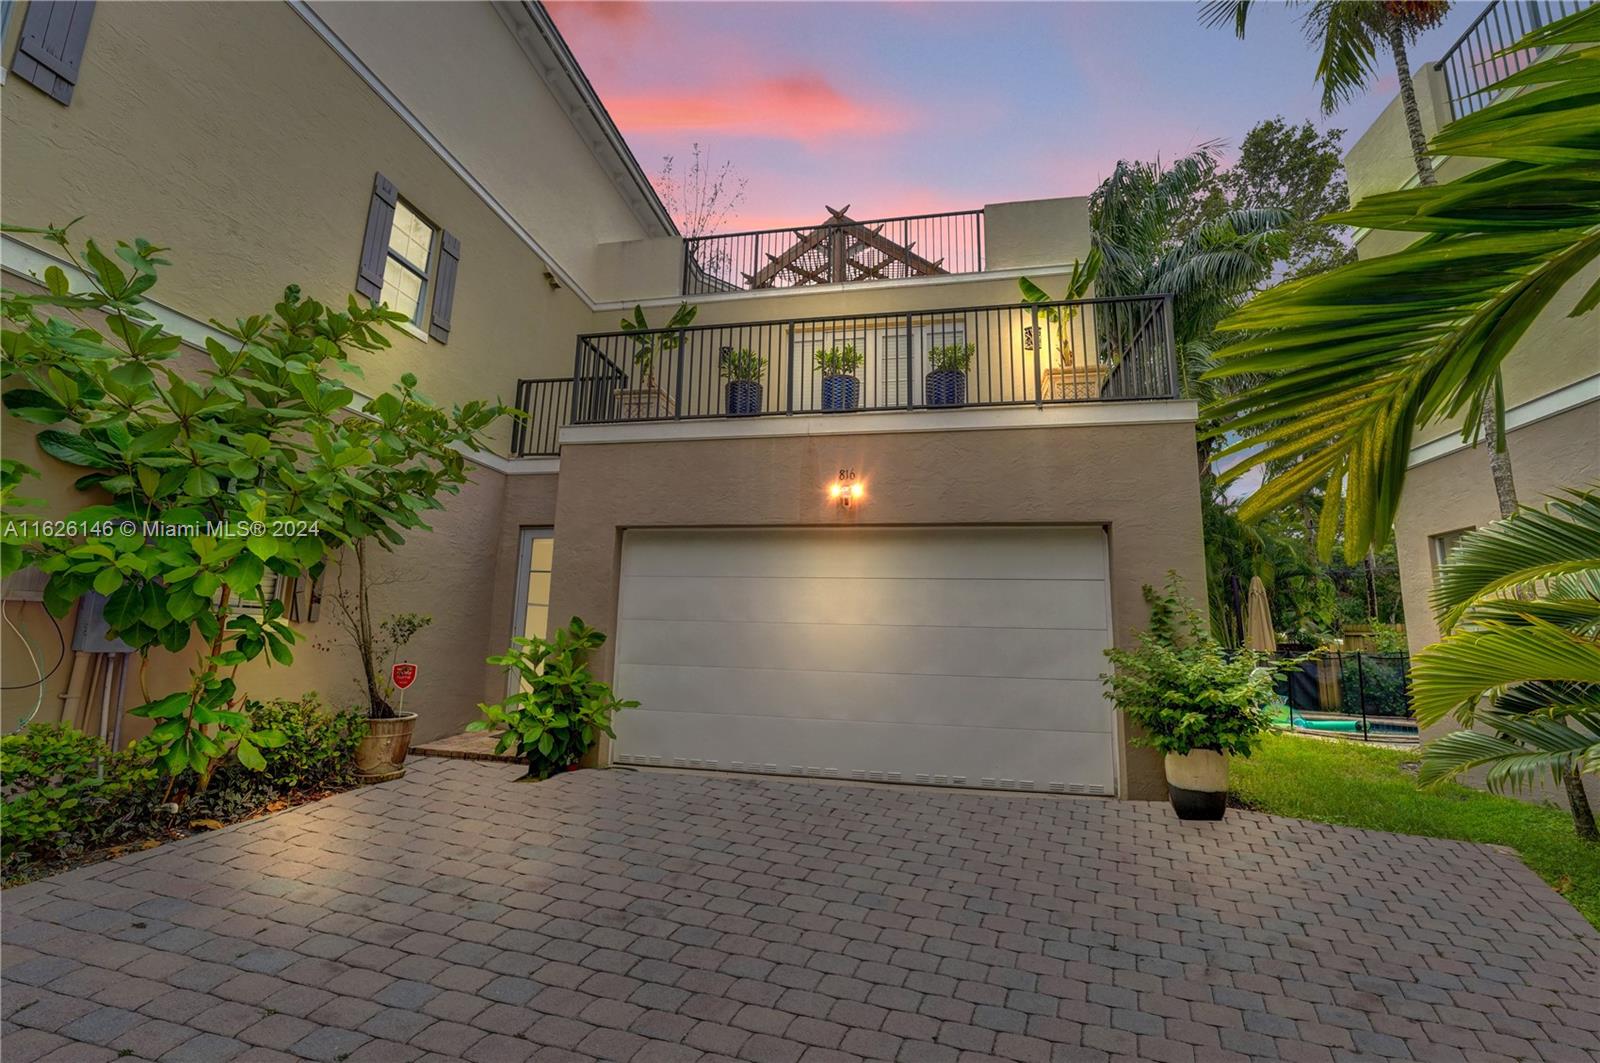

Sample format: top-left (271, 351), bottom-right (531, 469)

top-left (683, 210), bottom-right (984, 295)
top-left (1274, 652), bottom-right (1415, 743)
top-left (509, 377), bottom-right (572, 457)
top-left (1434, 0), bottom-right (1591, 119)
top-left (569, 295), bottom-right (1177, 426)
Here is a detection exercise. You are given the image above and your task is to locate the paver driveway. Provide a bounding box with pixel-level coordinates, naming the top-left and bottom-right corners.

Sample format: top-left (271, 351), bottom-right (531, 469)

top-left (3, 757), bottom-right (1598, 1063)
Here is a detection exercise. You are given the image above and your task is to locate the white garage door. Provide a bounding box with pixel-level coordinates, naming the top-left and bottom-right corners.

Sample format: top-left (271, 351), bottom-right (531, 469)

top-left (612, 526), bottom-right (1116, 794)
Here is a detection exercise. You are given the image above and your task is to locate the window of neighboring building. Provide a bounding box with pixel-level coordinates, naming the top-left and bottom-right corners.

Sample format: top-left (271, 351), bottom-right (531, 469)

top-left (381, 200), bottom-right (436, 328)
top-left (1430, 528), bottom-right (1474, 579)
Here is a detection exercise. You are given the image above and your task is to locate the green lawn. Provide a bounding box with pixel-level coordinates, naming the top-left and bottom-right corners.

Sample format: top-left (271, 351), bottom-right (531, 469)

top-left (1230, 732), bottom-right (1600, 929)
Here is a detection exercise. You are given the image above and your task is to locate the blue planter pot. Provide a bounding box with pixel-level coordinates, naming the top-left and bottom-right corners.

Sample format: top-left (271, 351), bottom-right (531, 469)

top-left (926, 370), bottom-right (967, 407)
top-left (725, 380), bottom-right (762, 416)
top-left (820, 375), bottom-right (860, 412)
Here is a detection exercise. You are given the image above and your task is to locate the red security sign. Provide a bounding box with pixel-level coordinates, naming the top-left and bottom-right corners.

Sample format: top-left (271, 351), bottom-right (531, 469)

top-left (391, 663), bottom-right (418, 690)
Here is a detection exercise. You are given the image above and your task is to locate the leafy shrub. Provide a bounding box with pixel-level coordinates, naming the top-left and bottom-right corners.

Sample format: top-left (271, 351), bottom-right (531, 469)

top-left (1, 724), bottom-right (158, 862)
top-left (1104, 577), bottom-right (1279, 757)
top-left (469, 618), bottom-right (637, 779)
top-left (813, 344), bottom-right (864, 377)
top-left (718, 348), bottom-right (767, 382)
top-left (234, 695), bottom-right (367, 791)
top-left (928, 342), bottom-right (976, 374)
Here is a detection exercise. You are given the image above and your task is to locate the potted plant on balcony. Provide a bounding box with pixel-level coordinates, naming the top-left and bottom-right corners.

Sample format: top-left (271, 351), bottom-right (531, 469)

top-left (814, 344), bottom-right (864, 411)
top-left (925, 342), bottom-right (975, 407)
top-left (1020, 251), bottom-right (1103, 400)
top-left (1104, 577), bottom-right (1279, 820)
top-left (618, 302), bottom-right (697, 419)
top-left (719, 347), bottom-right (766, 416)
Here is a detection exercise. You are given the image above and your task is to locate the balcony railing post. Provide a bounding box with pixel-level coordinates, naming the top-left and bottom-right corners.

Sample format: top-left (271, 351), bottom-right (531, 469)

top-left (786, 325), bottom-right (795, 415)
top-left (1030, 306), bottom-right (1043, 409)
top-left (570, 339), bottom-right (583, 425)
top-left (1161, 295), bottom-right (1179, 399)
top-left (673, 330), bottom-right (687, 420)
top-left (904, 313), bottom-right (914, 410)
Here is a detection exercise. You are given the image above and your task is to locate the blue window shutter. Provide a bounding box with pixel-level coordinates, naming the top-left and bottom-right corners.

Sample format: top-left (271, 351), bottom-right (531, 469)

top-left (12, 1), bottom-right (96, 105)
top-left (355, 172), bottom-right (397, 301)
top-left (428, 231), bottom-right (459, 343)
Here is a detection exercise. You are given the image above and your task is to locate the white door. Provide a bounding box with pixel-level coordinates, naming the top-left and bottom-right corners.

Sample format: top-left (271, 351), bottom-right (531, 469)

top-left (612, 526), bottom-right (1116, 793)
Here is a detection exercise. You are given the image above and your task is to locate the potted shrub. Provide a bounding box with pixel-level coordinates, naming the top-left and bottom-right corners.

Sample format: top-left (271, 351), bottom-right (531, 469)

top-left (814, 344), bottom-right (864, 411)
top-left (322, 606), bottom-right (432, 782)
top-left (1103, 577), bottom-right (1278, 820)
top-left (719, 347), bottom-right (766, 416)
top-left (467, 618), bottom-right (637, 780)
top-left (618, 302), bottom-right (697, 419)
top-left (1020, 252), bottom-right (1103, 400)
top-left (926, 342), bottom-right (975, 407)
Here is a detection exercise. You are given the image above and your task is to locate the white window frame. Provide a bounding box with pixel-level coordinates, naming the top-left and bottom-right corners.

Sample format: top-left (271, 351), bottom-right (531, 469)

top-left (384, 199), bottom-right (436, 328)
top-left (509, 527), bottom-right (555, 696)
top-left (1429, 527), bottom-right (1474, 580)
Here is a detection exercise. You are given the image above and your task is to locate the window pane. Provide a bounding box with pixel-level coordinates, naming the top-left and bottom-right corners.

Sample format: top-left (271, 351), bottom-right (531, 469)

top-left (524, 605), bottom-right (548, 641)
top-left (389, 201), bottom-right (433, 269)
top-left (381, 267), bottom-right (424, 323)
top-left (530, 536), bottom-right (554, 571)
top-left (525, 571), bottom-right (551, 607)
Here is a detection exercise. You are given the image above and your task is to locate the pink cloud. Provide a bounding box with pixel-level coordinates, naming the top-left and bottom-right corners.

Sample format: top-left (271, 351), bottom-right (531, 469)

top-left (605, 73), bottom-right (910, 142)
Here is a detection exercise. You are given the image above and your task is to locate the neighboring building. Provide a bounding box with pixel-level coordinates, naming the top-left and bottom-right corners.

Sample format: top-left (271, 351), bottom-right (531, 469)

top-left (1, 0), bottom-right (1202, 800)
top-left (1343, 0), bottom-right (1599, 672)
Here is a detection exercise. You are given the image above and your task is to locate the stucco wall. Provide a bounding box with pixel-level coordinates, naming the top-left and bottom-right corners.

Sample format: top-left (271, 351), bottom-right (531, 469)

top-left (305, 0), bottom-right (667, 300)
top-left (1343, 64), bottom-right (1453, 204)
top-left (544, 415), bottom-right (1207, 801)
top-left (1, 0), bottom-right (593, 456)
top-left (1395, 400), bottom-right (1600, 656)
top-left (984, 197), bottom-right (1092, 272)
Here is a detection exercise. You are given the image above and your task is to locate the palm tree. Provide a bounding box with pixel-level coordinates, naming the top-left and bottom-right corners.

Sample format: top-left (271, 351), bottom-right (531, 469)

top-left (1205, 7), bottom-right (1600, 560)
top-left (1089, 147), bottom-right (1288, 409)
top-left (1201, 1), bottom-right (1451, 186)
top-left (1413, 489), bottom-right (1600, 840)
top-left (1201, 2), bottom-right (1527, 540)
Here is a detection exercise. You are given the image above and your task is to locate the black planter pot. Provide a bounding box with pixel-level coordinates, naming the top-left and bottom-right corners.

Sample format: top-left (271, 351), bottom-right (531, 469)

top-left (820, 375), bottom-right (860, 412)
top-left (1164, 751), bottom-right (1228, 821)
top-left (926, 370), bottom-right (967, 407)
top-left (725, 380), bottom-right (762, 416)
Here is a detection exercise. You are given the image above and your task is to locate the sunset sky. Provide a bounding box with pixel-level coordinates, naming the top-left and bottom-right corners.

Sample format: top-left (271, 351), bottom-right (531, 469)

top-left (547, 1), bottom-right (1482, 231)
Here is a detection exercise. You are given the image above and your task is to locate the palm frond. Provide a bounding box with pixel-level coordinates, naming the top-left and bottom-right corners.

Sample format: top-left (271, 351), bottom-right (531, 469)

top-left (1410, 616), bottom-right (1600, 728)
top-left (1202, 9), bottom-right (1600, 560)
top-left (1419, 708), bottom-right (1600, 792)
top-left (1432, 488), bottom-right (1600, 628)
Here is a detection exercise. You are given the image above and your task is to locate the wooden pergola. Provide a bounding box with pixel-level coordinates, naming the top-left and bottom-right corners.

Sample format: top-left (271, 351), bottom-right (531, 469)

top-left (745, 205), bottom-right (947, 288)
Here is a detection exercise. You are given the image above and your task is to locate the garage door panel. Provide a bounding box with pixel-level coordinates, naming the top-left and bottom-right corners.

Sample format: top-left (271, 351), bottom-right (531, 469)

top-left (616, 710), bottom-right (1117, 793)
top-left (617, 663), bottom-right (1113, 732)
top-left (617, 618), bottom-right (1108, 680)
top-left (613, 526), bottom-right (1115, 793)
top-left (620, 574), bottom-right (1110, 630)
top-left (621, 526), bottom-right (1107, 580)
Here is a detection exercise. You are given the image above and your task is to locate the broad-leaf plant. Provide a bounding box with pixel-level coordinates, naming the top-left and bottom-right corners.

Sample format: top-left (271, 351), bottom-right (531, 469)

top-left (468, 617), bottom-right (637, 779)
top-left (0, 222), bottom-right (493, 792)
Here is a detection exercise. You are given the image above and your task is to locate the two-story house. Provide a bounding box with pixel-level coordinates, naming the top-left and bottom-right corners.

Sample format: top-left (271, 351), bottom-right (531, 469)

top-left (1, 0), bottom-right (1204, 801)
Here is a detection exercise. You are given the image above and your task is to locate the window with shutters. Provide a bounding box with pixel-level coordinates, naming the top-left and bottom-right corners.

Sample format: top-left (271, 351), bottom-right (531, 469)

top-left (354, 173), bottom-right (461, 344)
top-left (381, 200), bottom-right (436, 328)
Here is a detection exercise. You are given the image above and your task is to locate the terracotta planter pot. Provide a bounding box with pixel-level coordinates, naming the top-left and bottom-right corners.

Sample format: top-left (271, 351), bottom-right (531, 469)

top-left (1164, 749), bottom-right (1228, 820)
top-left (355, 712), bottom-right (417, 782)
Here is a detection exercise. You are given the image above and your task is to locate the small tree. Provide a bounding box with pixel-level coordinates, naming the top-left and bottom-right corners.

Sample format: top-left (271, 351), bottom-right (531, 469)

top-left (323, 375), bottom-right (500, 717)
top-left (0, 223), bottom-right (497, 786)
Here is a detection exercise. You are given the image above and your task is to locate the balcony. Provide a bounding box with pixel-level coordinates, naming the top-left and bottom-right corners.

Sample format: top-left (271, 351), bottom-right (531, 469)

top-left (510, 295), bottom-right (1177, 456)
top-left (682, 208), bottom-right (985, 296)
top-left (1434, 0), bottom-right (1591, 119)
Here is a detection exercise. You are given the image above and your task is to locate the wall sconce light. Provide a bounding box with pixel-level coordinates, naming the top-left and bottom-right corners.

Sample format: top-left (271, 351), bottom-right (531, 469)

top-left (829, 469), bottom-right (864, 509)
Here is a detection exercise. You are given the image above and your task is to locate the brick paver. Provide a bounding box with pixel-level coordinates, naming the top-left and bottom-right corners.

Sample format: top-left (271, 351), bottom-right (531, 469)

top-left (3, 757), bottom-right (1597, 1061)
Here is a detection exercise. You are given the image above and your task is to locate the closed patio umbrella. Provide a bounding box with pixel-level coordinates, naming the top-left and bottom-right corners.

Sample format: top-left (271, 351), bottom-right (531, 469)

top-left (1246, 575), bottom-right (1277, 653)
